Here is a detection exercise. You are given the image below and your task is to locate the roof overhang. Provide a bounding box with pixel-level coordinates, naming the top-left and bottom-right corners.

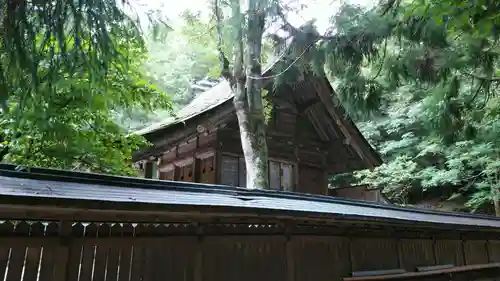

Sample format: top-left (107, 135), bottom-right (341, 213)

top-left (132, 37), bottom-right (295, 138)
top-left (0, 164), bottom-right (500, 230)
top-left (132, 35), bottom-right (382, 168)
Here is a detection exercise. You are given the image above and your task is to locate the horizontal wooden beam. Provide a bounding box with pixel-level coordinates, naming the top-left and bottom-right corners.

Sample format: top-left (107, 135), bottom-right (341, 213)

top-left (1, 204), bottom-right (499, 240)
top-left (133, 102), bottom-right (235, 161)
top-left (343, 263), bottom-right (500, 281)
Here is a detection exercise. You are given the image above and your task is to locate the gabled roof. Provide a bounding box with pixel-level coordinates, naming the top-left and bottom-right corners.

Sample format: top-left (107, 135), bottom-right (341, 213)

top-left (0, 164), bottom-right (499, 229)
top-left (133, 35), bottom-right (382, 168)
top-left (134, 36), bottom-right (295, 137)
top-left (135, 81), bottom-right (233, 135)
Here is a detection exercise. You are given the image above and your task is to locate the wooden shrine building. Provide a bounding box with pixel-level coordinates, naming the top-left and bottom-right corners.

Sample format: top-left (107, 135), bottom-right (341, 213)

top-left (133, 50), bottom-right (381, 195)
top-left (328, 185), bottom-right (389, 204)
top-left (0, 164), bottom-right (500, 281)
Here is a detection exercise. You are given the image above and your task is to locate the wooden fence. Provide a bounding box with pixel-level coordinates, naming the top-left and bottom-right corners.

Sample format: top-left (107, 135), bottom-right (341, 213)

top-left (1, 220), bottom-right (500, 281)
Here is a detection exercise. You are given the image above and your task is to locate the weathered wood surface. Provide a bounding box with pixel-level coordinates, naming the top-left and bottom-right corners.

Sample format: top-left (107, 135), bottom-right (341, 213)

top-left (2, 220), bottom-right (500, 281)
top-left (135, 76), bottom-right (379, 195)
top-left (343, 263), bottom-right (500, 281)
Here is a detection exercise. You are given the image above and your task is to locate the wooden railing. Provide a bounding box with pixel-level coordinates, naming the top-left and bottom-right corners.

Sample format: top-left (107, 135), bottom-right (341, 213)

top-left (343, 263), bottom-right (500, 281)
top-left (1, 219), bottom-right (500, 281)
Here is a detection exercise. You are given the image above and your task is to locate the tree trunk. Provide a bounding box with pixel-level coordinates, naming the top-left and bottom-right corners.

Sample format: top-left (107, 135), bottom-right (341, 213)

top-left (0, 1), bottom-right (9, 114)
top-left (494, 199), bottom-right (500, 217)
top-left (230, 0), bottom-right (269, 189)
top-left (491, 184), bottom-right (500, 216)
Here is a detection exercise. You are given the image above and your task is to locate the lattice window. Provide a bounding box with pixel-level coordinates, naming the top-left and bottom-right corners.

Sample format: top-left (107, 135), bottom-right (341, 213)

top-left (220, 155), bottom-right (294, 190)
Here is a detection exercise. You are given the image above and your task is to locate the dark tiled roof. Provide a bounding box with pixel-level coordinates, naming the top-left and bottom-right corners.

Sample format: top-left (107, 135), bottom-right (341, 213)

top-left (0, 164), bottom-right (499, 228)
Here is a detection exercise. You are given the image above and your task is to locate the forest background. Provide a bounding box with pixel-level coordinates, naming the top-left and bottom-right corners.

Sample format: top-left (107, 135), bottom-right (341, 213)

top-left (1, 0), bottom-right (500, 214)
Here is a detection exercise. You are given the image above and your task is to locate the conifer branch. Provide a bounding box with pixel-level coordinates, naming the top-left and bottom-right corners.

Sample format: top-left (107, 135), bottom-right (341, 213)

top-left (276, 7), bottom-right (336, 41)
top-left (370, 38), bottom-right (388, 81)
top-left (462, 71), bottom-right (500, 82)
top-left (248, 40), bottom-right (316, 80)
top-left (380, 0), bottom-right (398, 16)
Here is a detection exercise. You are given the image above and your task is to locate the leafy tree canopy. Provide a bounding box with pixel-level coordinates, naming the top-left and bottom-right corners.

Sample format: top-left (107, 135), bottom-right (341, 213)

top-left (313, 0), bottom-right (500, 214)
top-left (136, 0), bottom-right (500, 213)
top-left (0, 0), bottom-right (172, 175)
top-left (144, 11), bottom-right (221, 108)
top-left (3, 0), bottom-right (500, 213)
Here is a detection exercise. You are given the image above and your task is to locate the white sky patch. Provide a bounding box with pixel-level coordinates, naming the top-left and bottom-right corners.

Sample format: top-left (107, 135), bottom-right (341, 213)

top-left (131, 0), bottom-right (374, 34)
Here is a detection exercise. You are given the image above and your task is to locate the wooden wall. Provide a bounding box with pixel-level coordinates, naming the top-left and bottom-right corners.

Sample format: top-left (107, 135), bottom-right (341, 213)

top-left (143, 129), bottom-right (218, 184)
top-left (138, 75), bottom-right (378, 195)
top-left (216, 109), bottom-right (329, 194)
top-left (138, 79), bottom-right (369, 196)
top-left (216, 112), bottom-right (299, 164)
top-left (141, 113), bottom-right (330, 194)
top-left (1, 220), bottom-right (500, 281)
top-left (329, 186), bottom-right (388, 203)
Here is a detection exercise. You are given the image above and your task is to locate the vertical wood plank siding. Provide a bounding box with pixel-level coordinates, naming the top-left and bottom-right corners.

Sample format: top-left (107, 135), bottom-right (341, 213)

top-left (1, 220), bottom-right (500, 281)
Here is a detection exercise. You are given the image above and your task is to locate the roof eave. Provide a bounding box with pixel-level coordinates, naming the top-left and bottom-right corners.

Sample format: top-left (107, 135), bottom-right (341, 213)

top-left (1, 164), bottom-right (500, 229)
top-left (318, 77), bottom-right (383, 168)
top-left (132, 100), bottom-right (236, 161)
top-left (134, 39), bottom-right (293, 137)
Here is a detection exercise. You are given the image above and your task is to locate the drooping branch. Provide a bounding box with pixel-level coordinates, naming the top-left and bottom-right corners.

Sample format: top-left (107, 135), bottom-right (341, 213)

top-left (461, 71), bottom-right (500, 82)
top-left (370, 38), bottom-right (388, 81)
top-left (269, 5), bottom-right (379, 81)
top-left (380, 0), bottom-right (399, 16)
top-left (1, 0), bottom-right (144, 116)
top-left (276, 6), bottom-right (336, 42)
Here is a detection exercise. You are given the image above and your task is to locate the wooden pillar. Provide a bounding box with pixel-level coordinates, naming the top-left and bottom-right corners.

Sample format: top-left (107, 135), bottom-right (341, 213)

top-left (194, 158), bottom-right (201, 183)
top-left (215, 150), bottom-right (222, 184)
top-left (53, 221), bottom-right (72, 281)
top-left (194, 224), bottom-right (204, 281)
top-left (285, 223), bottom-right (295, 281)
top-left (174, 166), bottom-right (181, 181)
top-left (461, 235), bottom-right (467, 265)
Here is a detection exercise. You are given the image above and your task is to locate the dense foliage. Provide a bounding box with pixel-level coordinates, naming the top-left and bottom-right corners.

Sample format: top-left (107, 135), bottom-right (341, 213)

top-left (3, 0), bottom-right (500, 212)
top-left (143, 10), bottom-right (274, 108)
top-left (0, 0), bottom-right (171, 175)
top-left (317, 1), bottom-right (500, 214)
top-left (154, 0), bottom-right (500, 213)
top-left (145, 12), bottom-right (221, 107)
